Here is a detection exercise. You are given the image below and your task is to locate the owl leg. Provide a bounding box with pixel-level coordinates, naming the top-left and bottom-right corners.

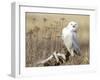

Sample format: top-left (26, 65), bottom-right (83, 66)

top-left (70, 49), bottom-right (74, 57)
top-left (70, 49), bottom-right (74, 64)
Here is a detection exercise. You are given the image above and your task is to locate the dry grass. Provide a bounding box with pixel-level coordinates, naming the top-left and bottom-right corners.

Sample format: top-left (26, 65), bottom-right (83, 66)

top-left (25, 12), bottom-right (89, 67)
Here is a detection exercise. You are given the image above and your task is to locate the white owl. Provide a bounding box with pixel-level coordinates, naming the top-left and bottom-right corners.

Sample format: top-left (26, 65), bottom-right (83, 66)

top-left (62, 21), bottom-right (81, 57)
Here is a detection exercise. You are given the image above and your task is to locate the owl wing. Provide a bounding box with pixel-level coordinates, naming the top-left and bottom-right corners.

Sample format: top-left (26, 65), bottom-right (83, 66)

top-left (72, 32), bottom-right (81, 55)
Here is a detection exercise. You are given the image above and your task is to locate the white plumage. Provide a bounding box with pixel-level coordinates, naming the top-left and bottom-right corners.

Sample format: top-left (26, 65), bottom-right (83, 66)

top-left (62, 21), bottom-right (81, 56)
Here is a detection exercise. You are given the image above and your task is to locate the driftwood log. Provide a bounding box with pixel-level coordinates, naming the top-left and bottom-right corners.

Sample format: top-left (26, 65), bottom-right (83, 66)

top-left (36, 49), bottom-right (70, 66)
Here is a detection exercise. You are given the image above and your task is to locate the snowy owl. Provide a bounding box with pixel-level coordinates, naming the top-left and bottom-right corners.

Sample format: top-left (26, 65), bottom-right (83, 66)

top-left (62, 21), bottom-right (81, 57)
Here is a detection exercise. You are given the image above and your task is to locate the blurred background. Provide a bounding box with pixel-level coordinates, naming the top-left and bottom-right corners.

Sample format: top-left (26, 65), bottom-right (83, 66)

top-left (25, 12), bottom-right (89, 67)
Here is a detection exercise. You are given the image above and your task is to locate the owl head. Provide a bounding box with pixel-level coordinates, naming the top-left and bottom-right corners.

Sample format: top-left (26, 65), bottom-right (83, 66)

top-left (67, 21), bottom-right (79, 32)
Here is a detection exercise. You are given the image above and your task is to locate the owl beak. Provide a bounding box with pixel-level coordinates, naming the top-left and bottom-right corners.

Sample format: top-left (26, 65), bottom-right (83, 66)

top-left (73, 26), bottom-right (75, 28)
